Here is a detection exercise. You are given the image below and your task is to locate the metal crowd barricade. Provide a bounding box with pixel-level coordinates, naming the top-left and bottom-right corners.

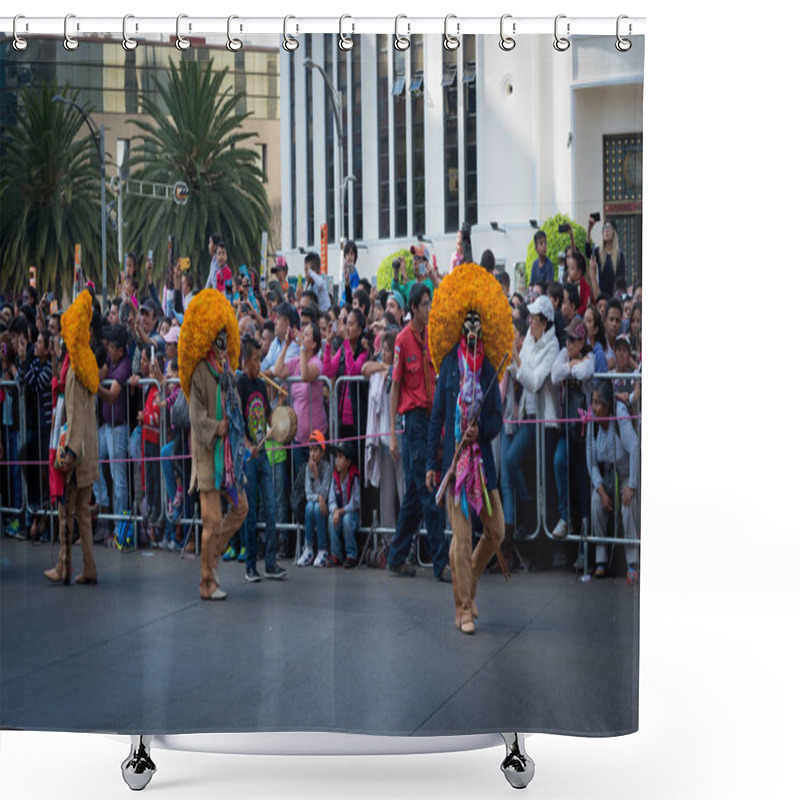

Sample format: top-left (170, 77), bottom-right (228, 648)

top-left (330, 373), bottom-right (449, 569)
top-left (1, 379), bottom-right (30, 531)
top-left (502, 370), bottom-right (642, 574)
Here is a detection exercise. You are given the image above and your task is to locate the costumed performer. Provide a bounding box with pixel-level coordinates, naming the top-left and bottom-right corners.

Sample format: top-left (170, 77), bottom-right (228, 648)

top-left (179, 288), bottom-right (248, 600)
top-left (425, 263), bottom-right (514, 634)
top-left (45, 289), bottom-right (100, 585)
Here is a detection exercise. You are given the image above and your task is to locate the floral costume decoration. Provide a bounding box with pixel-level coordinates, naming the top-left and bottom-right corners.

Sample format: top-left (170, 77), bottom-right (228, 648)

top-left (61, 289), bottom-right (98, 394)
top-left (179, 288), bottom-right (246, 505)
top-left (429, 263), bottom-right (513, 518)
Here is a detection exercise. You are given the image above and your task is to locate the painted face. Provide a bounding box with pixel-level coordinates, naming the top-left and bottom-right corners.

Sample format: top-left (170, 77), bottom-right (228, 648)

top-left (213, 328), bottom-right (228, 360)
top-left (462, 311), bottom-right (482, 342)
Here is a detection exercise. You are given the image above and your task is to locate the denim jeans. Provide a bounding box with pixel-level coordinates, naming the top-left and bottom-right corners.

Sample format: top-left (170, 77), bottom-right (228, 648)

top-left (244, 450), bottom-right (277, 571)
top-left (504, 420), bottom-right (536, 511)
top-left (554, 434), bottom-right (591, 525)
top-left (330, 510), bottom-right (359, 561)
top-left (93, 424), bottom-right (110, 508)
top-left (143, 439), bottom-right (162, 526)
top-left (304, 499), bottom-right (329, 551)
top-left (387, 409), bottom-right (447, 577)
top-left (1, 427), bottom-right (22, 511)
top-left (499, 428), bottom-right (515, 526)
top-left (160, 439), bottom-right (178, 542)
top-left (104, 423), bottom-right (130, 534)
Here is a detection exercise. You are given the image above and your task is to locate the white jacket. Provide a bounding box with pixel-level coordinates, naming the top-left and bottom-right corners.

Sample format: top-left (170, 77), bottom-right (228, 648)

top-left (516, 326), bottom-right (560, 429)
top-left (551, 347), bottom-right (595, 411)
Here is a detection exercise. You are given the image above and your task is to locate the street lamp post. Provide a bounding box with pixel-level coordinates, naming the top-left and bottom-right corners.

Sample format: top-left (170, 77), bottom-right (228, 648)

top-left (52, 94), bottom-right (107, 310)
top-left (304, 59), bottom-right (354, 288)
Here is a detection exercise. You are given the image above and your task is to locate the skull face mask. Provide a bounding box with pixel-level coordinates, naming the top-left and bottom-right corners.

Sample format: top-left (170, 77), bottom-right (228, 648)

top-left (462, 311), bottom-right (482, 342)
top-left (213, 328), bottom-right (228, 360)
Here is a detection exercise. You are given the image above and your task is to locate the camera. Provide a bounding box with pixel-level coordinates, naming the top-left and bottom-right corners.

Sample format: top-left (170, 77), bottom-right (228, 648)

top-left (590, 212), bottom-right (601, 223)
top-left (558, 223), bottom-right (571, 233)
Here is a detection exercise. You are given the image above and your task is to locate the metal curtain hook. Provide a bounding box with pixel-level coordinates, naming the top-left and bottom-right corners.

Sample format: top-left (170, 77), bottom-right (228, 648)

top-left (553, 14), bottom-right (570, 52)
top-left (175, 14), bottom-right (191, 51)
top-left (339, 14), bottom-right (354, 51)
top-left (443, 13), bottom-right (460, 51)
top-left (63, 13), bottom-right (79, 51)
top-left (499, 14), bottom-right (516, 51)
top-left (394, 14), bottom-right (410, 51)
top-left (122, 15), bottom-right (138, 51)
top-left (227, 15), bottom-right (242, 52)
top-left (283, 15), bottom-right (299, 51)
top-left (616, 15), bottom-right (632, 51)
top-left (12, 15), bottom-right (28, 51)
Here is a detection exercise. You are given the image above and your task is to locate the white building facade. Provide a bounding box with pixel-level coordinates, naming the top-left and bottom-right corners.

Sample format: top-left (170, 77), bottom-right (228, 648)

top-left (280, 33), bottom-right (643, 292)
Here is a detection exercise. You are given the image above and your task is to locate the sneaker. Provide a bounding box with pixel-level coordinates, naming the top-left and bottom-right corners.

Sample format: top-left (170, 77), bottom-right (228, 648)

top-left (552, 519), bottom-right (568, 540)
top-left (166, 540), bottom-right (177, 552)
top-left (343, 556), bottom-right (359, 569)
top-left (325, 554), bottom-right (342, 567)
top-left (593, 563), bottom-right (607, 579)
top-left (245, 567), bottom-right (262, 583)
top-left (296, 547), bottom-right (314, 567)
top-left (263, 563), bottom-right (287, 580)
top-left (222, 545), bottom-right (237, 561)
top-left (237, 546), bottom-right (246, 563)
top-left (388, 563), bottom-right (416, 578)
top-left (313, 550), bottom-right (329, 568)
top-left (435, 565), bottom-right (452, 583)
top-left (626, 565), bottom-right (639, 586)
top-left (6, 518), bottom-right (24, 540)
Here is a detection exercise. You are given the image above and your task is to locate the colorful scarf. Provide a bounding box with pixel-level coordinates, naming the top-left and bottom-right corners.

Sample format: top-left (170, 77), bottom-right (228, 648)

top-left (453, 337), bottom-right (491, 519)
top-left (206, 352), bottom-right (247, 507)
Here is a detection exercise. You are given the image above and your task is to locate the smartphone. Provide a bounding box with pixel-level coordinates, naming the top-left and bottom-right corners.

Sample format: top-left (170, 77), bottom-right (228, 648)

top-left (147, 249), bottom-right (153, 262)
top-left (590, 212), bottom-right (601, 223)
top-left (29, 266), bottom-right (37, 288)
top-left (558, 223), bottom-right (570, 233)
top-left (150, 345), bottom-right (155, 362)
top-left (50, 299), bottom-right (59, 315)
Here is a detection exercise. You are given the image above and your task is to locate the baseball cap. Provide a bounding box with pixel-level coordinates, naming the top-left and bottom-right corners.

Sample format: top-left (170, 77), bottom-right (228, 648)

top-left (309, 430), bottom-right (326, 452)
top-left (565, 316), bottom-right (587, 341)
top-left (527, 294), bottom-right (554, 322)
top-left (271, 255), bottom-right (288, 273)
top-left (140, 298), bottom-right (159, 315)
top-left (410, 244), bottom-right (431, 261)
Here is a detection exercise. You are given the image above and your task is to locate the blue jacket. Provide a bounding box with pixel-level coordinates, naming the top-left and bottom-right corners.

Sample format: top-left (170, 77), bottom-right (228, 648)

top-left (426, 344), bottom-right (503, 491)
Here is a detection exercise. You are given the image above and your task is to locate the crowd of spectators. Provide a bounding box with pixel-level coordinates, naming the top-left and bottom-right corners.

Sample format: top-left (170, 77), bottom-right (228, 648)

top-left (1, 218), bottom-right (641, 580)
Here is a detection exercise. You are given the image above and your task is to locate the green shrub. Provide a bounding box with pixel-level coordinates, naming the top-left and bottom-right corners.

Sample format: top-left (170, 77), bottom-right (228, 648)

top-left (526, 213), bottom-right (587, 285)
top-left (377, 249), bottom-right (414, 291)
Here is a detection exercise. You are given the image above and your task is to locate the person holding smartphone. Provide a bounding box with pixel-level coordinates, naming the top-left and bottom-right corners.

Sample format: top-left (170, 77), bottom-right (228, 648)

top-left (586, 215), bottom-right (627, 298)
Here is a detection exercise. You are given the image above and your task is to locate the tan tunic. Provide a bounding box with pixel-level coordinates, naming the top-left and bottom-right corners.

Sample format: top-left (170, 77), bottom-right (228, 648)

top-left (63, 366), bottom-right (100, 488)
top-left (188, 360), bottom-right (224, 493)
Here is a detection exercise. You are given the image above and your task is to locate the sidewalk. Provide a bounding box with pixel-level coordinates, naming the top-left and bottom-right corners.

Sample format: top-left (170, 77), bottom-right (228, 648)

top-left (0, 537), bottom-right (638, 737)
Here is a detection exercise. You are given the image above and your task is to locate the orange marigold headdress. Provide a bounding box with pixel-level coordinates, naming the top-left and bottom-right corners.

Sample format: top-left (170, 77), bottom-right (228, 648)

top-left (428, 262), bottom-right (513, 380)
top-left (178, 288), bottom-right (240, 396)
top-left (61, 289), bottom-right (99, 393)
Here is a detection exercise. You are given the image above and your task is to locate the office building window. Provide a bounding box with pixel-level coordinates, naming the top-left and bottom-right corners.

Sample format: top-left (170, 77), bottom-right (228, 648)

top-left (463, 35), bottom-right (478, 226)
top-left (324, 35), bottom-right (336, 239)
top-left (393, 46), bottom-right (407, 238)
top-left (305, 36), bottom-right (315, 245)
top-left (352, 36), bottom-right (363, 241)
top-left (410, 35), bottom-right (426, 237)
top-left (377, 35), bottom-right (390, 240)
top-left (442, 46), bottom-right (459, 233)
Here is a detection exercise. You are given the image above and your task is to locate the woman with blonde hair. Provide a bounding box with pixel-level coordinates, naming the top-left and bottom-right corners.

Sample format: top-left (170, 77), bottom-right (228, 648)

top-left (586, 218), bottom-right (627, 298)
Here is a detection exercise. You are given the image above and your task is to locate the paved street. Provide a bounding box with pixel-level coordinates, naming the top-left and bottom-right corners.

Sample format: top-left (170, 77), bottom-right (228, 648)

top-left (1, 535), bottom-right (638, 737)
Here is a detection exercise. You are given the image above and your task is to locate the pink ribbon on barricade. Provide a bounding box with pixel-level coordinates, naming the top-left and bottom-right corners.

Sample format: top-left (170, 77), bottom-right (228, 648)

top-left (578, 407), bottom-right (593, 437)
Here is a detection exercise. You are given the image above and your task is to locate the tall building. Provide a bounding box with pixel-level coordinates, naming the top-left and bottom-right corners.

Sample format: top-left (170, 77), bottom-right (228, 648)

top-left (281, 33), bottom-right (643, 289)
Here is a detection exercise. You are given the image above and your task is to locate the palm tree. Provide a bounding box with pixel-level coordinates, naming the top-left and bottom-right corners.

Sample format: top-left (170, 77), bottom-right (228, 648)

top-left (0, 85), bottom-right (104, 296)
top-left (124, 58), bottom-right (270, 284)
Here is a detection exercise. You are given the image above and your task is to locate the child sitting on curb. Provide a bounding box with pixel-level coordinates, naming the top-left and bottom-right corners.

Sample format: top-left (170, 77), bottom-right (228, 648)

top-left (297, 430), bottom-right (333, 567)
top-left (326, 441), bottom-right (361, 568)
